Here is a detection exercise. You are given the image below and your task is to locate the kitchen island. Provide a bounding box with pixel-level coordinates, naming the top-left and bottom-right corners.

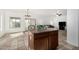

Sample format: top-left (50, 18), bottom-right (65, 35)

top-left (28, 28), bottom-right (58, 50)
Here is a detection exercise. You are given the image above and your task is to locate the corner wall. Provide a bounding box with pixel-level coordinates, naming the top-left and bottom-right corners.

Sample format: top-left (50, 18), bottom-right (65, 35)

top-left (0, 11), bottom-right (5, 37)
top-left (67, 9), bottom-right (79, 47)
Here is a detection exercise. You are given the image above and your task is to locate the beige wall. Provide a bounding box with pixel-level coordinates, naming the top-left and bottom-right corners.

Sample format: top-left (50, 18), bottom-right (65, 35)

top-left (0, 9), bottom-right (67, 34)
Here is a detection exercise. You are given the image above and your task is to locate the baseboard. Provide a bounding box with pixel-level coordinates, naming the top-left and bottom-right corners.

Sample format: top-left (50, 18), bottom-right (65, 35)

top-left (67, 40), bottom-right (79, 47)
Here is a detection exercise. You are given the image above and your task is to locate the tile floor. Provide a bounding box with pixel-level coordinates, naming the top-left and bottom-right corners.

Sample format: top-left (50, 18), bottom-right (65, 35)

top-left (0, 30), bottom-right (79, 50)
top-left (58, 30), bottom-right (79, 50)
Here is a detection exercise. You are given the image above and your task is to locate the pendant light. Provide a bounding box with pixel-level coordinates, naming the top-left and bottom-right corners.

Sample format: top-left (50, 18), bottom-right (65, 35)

top-left (24, 9), bottom-right (36, 31)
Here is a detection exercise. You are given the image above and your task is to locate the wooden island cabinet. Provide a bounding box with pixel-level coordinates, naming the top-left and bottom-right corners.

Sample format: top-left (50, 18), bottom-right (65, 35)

top-left (28, 28), bottom-right (58, 50)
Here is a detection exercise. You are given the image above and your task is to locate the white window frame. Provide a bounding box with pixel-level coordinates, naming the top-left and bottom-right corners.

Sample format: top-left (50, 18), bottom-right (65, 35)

top-left (9, 17), bottom-right (21, 28)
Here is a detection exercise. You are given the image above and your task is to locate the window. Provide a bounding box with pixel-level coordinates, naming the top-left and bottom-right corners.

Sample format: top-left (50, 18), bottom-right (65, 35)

top-left (10, 17), bottom-right (21, 28)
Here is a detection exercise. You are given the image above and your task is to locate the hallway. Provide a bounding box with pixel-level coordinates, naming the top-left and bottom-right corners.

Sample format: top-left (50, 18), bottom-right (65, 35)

top-left (58, 30), bottom-right (79, 50)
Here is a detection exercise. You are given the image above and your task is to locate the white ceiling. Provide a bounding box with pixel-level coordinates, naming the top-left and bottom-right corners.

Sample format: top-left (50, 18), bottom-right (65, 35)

top-left (0, 9), bottom-right (67, 16)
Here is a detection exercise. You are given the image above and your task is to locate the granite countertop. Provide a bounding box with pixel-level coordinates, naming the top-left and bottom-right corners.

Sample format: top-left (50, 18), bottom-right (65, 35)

top-left (29, 28), bottom-right (58, 34)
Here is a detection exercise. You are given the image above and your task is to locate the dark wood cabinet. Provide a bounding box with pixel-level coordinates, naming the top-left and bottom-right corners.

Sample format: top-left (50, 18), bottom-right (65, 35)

top-left (28, 29), bottom-right (58, 50)
top-left (34, 32), bottom-right (49, 50)
top-left (48, 31), bottom-right (58, 49)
